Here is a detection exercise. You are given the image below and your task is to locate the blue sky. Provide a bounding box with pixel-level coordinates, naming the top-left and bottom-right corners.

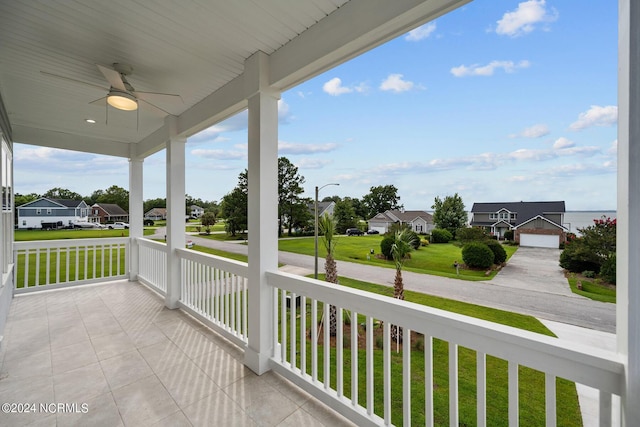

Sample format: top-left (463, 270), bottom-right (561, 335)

top-left (14, 0), bottom-right (618, 211)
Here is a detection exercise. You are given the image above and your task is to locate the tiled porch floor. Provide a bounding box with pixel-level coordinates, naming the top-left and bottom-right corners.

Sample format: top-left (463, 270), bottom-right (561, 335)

top-left (0, 280), bottom-right (355, 427)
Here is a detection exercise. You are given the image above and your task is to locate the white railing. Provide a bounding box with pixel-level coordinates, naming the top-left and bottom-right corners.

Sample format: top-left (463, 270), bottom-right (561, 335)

top-left (267, 270), bottom-right (624, 427)
top-left (137, 238), bottom-right (168, 295)
top-left (13, 238), bottom-right (128, 294)
top-left (176, 248), bottom-right (249, 348)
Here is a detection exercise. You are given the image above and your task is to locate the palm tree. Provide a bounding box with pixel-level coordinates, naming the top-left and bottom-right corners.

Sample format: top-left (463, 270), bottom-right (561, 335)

top-left (390, 228), bottom-right (418, 342)
top-left (319, 213), bottom-right (338, 335)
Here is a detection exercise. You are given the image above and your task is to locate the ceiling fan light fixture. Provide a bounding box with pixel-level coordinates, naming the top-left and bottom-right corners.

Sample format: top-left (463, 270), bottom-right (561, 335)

top-left (107, 90), bottom-right (138, 111)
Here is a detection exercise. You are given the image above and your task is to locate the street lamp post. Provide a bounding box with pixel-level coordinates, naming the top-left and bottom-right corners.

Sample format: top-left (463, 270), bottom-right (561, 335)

top-left (314, 183), bottom-right (339, 279)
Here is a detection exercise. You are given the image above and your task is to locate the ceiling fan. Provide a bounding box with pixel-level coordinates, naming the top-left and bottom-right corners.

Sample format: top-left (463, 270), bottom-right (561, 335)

top-left (41, 63), bottom-right (182, 114)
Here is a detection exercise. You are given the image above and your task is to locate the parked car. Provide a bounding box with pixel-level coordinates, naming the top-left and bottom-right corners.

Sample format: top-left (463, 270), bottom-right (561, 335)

top-left (108, 222), bottom-right (129, 229)
top-left (367, 229), bottom-right (380, 234)
top-left (346, 228), bottom-right (364, 236)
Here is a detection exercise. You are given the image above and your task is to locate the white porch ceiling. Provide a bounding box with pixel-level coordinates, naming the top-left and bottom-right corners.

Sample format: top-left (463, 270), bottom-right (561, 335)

top-left (0, 0), bottom-right (469, 158)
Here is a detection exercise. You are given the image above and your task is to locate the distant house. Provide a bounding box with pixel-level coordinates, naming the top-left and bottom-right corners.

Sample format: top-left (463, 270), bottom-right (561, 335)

top-left (144, 207), bottom-right (167, 220)
top-left (190, 205), bottom-right (205, 218)
top-left (308, 201), bottom-right (335, 219)
top-left (17, 198), bottom-right (90, 229)
top-left (90, 203), bottom-right (129, 224)
top-left (470, 201), bottom-right (567, 248)
top-left (368, 209), bottom-right (434, 234)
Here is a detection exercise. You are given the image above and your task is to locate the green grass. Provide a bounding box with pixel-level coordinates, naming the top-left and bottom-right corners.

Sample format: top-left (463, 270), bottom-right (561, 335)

top-left (15, 228), bottom-right (153, 241)
top-left (189, 245), bottom-right (248, 263)
top-left (278, 236), bottom-right (517, 280)
top-left (567, 277), bottom-right (616, 303)
top-left (276, 275), bottom-right (581, 426)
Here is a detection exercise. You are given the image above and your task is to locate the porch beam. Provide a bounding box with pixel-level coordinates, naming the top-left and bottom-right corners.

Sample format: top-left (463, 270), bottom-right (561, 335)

top-left (269, 0), bottom-right (470, 91)
top-left (244, 51), bottom-right (279, 375)
top-left (128, 156), bottom-right (144, 281)
top-left (165, 116), bottom-right (186, 309)
top-left (617, 0), bottom-right (640, 424)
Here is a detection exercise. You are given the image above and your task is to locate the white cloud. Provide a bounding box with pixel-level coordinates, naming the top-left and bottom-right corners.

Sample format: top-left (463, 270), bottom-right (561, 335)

top-left (450, 60), bottom-right (530, 77)
top-left (405, 22), bottom-right (437, 41)
top-left (608, 139), bottom-right (618, 155)
top-left (509, 123), bottom-right (549, 138)
top-left (323, 77), bottom-right (353, 96)
top-left (569, 105), bottom-right (618, 130)
top-left (190, 148), bottom-right (246, 160)
top-left (379, 74), bottom-right (415, 93)
top-left (278, 141), bottom-right (338, 155)
top-left (552, 137), bottom-right (575, 149)
top-left (496, 0), bottom-right (558, 37)
top-left (297, 158), bottom-right (333, 169)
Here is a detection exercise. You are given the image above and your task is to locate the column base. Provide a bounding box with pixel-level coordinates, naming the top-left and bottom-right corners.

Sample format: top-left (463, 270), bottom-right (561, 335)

top-left (244, 346), bottom-right (273, 375)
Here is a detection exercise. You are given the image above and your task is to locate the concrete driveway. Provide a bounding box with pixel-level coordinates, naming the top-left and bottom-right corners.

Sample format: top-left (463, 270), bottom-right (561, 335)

top-left (491, 247), bottom-right (578, 297)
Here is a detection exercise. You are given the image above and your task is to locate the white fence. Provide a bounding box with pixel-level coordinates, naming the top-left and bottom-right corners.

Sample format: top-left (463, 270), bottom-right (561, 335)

top-left (267, 270), bottom-right (624, 427)
top-left (13, 238), bottom-right (128, 293)
top-left (176, 248), bottom-right (249, 347)
top-left (137, 238), bottom-right (168, 295)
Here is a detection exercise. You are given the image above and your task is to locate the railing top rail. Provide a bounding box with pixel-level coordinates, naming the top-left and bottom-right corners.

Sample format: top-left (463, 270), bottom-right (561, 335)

top-left (14, 237), bottom-right (129, 249)
top-left (176, 247), bottom-right (248, 277)
top-left (267, 270), bottom-right (624, 394)
top-left (136, 237), bottom-right (168, 250)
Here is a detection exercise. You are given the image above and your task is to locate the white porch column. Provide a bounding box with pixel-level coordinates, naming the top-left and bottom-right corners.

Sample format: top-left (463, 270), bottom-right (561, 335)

top-left (128, 157), bottom-right (144, 281)
top-left (165, 124), bottom-right (186, 309)
top-left (618, 1), bottom-right (640, 425)
top-left (244, 51), bottom-right (279, 375)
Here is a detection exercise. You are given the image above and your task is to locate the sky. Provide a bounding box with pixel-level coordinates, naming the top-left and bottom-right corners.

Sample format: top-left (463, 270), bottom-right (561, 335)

top-left (14, 0), bottom-right (618, 211)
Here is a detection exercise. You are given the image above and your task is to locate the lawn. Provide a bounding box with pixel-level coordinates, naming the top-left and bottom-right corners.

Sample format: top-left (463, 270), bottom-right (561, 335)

top-left (567, 276), bottom-right (616, 303)
top-left (278, 235), bottom-right (518, 280)
top-left (15, 228), bottom-right (154, 241)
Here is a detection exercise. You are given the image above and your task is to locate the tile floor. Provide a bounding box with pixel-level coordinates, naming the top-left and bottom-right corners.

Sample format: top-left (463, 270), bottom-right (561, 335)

top-left (0, 280), bottom-right (355, 426)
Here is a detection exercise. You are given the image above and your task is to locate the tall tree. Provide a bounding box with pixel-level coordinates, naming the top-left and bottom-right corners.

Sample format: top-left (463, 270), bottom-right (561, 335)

top-left (200, 211), bottom-right (217, 234)
top-left (362, 185), bottom-right (402, 219)
top-left (43, 187), bottom-right (83, 200)
top-left (333, 199), bottom-right (357, 233)
top-left (432, 193), bottom-right (468, 238)
top-left (220, 170), bottom-right (248, 237)
top-left (96, 185), bottom-right (129, 211)
top-left (278, 157), bottom-right (306, 236)
top-left (319, 213), bottom-right (339, 336)
top-left (143, 198), bottom-right (166, 213)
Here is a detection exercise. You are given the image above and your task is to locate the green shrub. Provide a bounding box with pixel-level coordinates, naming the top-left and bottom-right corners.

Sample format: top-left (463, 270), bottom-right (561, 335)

top-left (559, 244), bottom-right (600, 273)
top-left (420, 238), bottom-right (429, 247)
top-left (430, 228), bottom-right (453, 243)
top-left (406, 229), bottom-right (420, 250)
top-left (462, 242), bottom-right (495, 269)
top-left (503, 230), bottom-right (514, 241)
top-left (600, 254), bottom-right (616, 284)
top-left (456, 227), bottom-right (488, 244)
top-left (582, 270), bottom-right (596, 278)
top-left (380, 235), bottom-right (394, 259)
top-left (486, 240), bottom-right (507, 264)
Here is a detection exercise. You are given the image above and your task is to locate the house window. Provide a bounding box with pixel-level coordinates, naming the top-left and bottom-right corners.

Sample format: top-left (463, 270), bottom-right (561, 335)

top-left (416, 224), bottom-right (422, 232)
top-left (47, 208), bottom-right (51, 215)
top-left (510, 213), bottom-right (517, 220)
top-left (22, 220), bottom-right (26, 226)
top-left (36, 208), bottom-right (41, 215)
top-left (94, 209), bottom-right (98, 215)
top-left (499, 212), bottom-right (509, 220)
top-left (490, 213), bottom-right (498, 220)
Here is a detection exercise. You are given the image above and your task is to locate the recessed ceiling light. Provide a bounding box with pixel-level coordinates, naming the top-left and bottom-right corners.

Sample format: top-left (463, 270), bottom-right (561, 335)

top-left (85, 119), bottom-right (96, 124)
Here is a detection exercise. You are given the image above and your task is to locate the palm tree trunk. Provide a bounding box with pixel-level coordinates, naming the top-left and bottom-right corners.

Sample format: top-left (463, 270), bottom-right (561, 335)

top-left (325, 253), bottom-right (338, 336)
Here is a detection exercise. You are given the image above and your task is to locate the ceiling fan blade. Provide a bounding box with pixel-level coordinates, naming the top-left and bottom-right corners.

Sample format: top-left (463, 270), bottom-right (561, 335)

top-left (96, 64), bottom-right (126, 91)
top-left (40, 71), bottom-right (107, 91)
top-left (89, 96), bottom-right (107, 106)
top-left (135, 91), bottom-right (183, 103)
top-left (139, 98), bottom-right (172, 116)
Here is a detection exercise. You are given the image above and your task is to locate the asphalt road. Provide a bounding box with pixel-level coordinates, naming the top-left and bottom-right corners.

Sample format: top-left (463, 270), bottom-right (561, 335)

top-left (176, 231), bottom-right (616, 333)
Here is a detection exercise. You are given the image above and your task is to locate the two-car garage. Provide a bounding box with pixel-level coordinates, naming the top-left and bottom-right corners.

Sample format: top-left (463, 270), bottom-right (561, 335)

top-left (519, 233), bottom-right (560, 249)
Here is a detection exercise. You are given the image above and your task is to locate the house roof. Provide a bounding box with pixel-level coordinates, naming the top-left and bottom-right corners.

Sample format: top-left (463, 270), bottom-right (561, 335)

top-left (368, 209), bottom-right (433, 223)
top-left (0, 1), bottom-right (465, 158)
top-left (94, 203), bottom-right (128, 216)
top-left (513, 215), bottom-right (568, 231)
top-left (471, 201), bottom-right (565, 226)
top-left (18, 197), bottom-right (85, 209)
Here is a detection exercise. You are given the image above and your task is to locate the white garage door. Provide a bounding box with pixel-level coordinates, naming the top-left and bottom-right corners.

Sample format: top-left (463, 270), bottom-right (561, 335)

top-left (520, 234), bottom-right (559, 248)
